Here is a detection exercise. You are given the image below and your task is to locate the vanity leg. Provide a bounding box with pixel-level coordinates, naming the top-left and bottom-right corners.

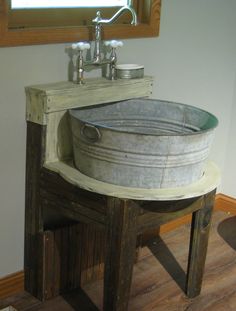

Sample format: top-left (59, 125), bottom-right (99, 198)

top-left (24, 122), bottom-right (46, 300)
top-left (186, 190), bottom-right (216, 298)
top-left (103, 198), bottom-right (139, 311)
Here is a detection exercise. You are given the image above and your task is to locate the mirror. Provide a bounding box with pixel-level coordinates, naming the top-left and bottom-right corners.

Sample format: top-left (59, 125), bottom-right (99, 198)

top-left (0, 0), bottom-right (161, 47)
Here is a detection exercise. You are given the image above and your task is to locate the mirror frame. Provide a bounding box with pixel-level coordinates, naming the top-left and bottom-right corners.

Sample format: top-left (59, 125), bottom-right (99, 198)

top-left (0, 0), bottom-right (161, 47)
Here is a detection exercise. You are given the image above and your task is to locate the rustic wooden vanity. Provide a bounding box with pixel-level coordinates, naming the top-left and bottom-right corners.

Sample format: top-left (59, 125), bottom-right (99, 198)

top-left (24, 77), bottom-right (220, 310)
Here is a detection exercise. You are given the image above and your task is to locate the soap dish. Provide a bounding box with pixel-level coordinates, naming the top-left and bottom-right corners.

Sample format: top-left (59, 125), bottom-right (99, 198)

top-left (116, 64), bottom-right (144, 79)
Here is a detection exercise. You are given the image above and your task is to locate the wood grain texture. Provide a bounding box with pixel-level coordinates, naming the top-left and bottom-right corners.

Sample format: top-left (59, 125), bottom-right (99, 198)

top-left (28, 77), bottom-right (153, 163)
top-left (25, 91), bottom-right (47, 125)
top-left (104, 198), bottom-right (139, 311)
top-left (215, 193), bottom-right (236, 215)
top-left (40, 167), bottom-right (107, 222)
top-left (40, 161), bottom-right (215, 308)
top-left (45, 111), bottom-right (73, 162)
top-left (39, 166), bottom-right (107, 299)
top-left (44, 160), bottom-right (220, 201)
top-left (84, 210), bottom-right (236, 311)
top-left (186, 190), bottom-right (215, 298)
top-left (137, 197), bottom-right (203, 234)
top-left (0, 272), bottom-right (24, 300)
top-left (1, 194), bottom-right (236, 301)
top-left (0, 0), bottom-right (161, 47)
top-left (40, 193), bottom-right (106, 228)
top-left (24, 122), bottom-right (46, 300)
top-left (2, 210), bottom-right (236, 310)
top-left (39, 225), bottom-right (105, 301)
top-left (8, 6), bottom-right (138, 29)
top-left (26, 77), bottom-right (153, 125)
top-left (0, 292), bottom-right (41, 311)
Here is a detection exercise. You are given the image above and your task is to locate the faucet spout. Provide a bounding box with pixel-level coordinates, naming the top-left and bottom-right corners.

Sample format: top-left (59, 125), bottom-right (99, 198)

top-left (92, 5), bottom-right (137, 64)
top-left (72, 4), bottom-right (138, 84)
top-left (93, 6), bottom-right (138, 26)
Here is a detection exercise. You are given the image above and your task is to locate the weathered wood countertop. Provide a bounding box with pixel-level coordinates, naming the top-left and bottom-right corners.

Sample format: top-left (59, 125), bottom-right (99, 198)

top-left (26, 77), bottom-right (153, 125)
top-left (45, 161), bottom-right (220, 201)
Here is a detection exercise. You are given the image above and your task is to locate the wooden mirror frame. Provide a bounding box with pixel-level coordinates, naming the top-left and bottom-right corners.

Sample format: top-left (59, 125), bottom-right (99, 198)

top-left (0, 0), bottom-right (161, 47)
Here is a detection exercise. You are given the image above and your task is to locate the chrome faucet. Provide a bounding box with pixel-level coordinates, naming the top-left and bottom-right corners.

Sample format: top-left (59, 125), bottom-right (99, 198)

top-left (92, 5), bottom-right (137, 64)
top-left (71, 4), bottom-right (138, 84)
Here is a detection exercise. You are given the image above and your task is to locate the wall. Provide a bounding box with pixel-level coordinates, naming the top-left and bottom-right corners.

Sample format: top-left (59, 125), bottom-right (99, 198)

top-left (118, 0), bottom-right (236, 175)
top-left (0, 0), bottom-right (236, 277)
top-left (222, 71), bottom-right (236, 195)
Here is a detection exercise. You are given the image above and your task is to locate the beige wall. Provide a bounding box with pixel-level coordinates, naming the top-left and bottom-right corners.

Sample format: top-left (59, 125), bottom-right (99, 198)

top-left (223, 72), bottom-right (236, 194)
top-left (0, 0), bottom-right (236, 277)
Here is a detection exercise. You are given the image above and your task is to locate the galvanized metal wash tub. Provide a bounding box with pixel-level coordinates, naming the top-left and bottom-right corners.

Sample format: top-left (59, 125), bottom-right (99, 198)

top-left (69, 99), bottom-right (218, 188)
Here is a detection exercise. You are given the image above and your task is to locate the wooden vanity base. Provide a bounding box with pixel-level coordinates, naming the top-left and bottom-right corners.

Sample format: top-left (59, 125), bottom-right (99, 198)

top-left (25, 121), bottom-right (217, 310)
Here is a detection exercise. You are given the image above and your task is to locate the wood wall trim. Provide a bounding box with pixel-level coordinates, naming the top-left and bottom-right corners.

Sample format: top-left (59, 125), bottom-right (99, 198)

top-left (0, 271), bottom-right (24, 300)
top-left (215, 193), bottom-right (236, 215)
top-left (1, 192), bottom-right (235, 299)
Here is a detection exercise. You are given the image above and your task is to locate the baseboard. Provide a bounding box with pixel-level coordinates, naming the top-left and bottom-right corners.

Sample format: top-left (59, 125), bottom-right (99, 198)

top-left (215, 193), bottom-right (236, 215)
top-left (0, 271), bottom-right (24, 300)
top-left (1, 193), bottom-right (236, 300)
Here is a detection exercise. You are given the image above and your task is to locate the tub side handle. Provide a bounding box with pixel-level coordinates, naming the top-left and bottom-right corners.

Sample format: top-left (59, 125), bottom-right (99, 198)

top-left (81, 123), bottom-right (101, 143)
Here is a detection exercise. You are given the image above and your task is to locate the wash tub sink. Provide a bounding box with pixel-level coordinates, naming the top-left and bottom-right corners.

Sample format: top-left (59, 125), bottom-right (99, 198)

top-left (69, 99), bottom-right (218, 189)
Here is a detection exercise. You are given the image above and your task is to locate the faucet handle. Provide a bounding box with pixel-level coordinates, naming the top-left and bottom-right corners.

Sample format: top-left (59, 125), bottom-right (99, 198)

top-left (104, 40), bottom-right (124, 49)
top-left (72, 42), bottom-right (91, 51)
